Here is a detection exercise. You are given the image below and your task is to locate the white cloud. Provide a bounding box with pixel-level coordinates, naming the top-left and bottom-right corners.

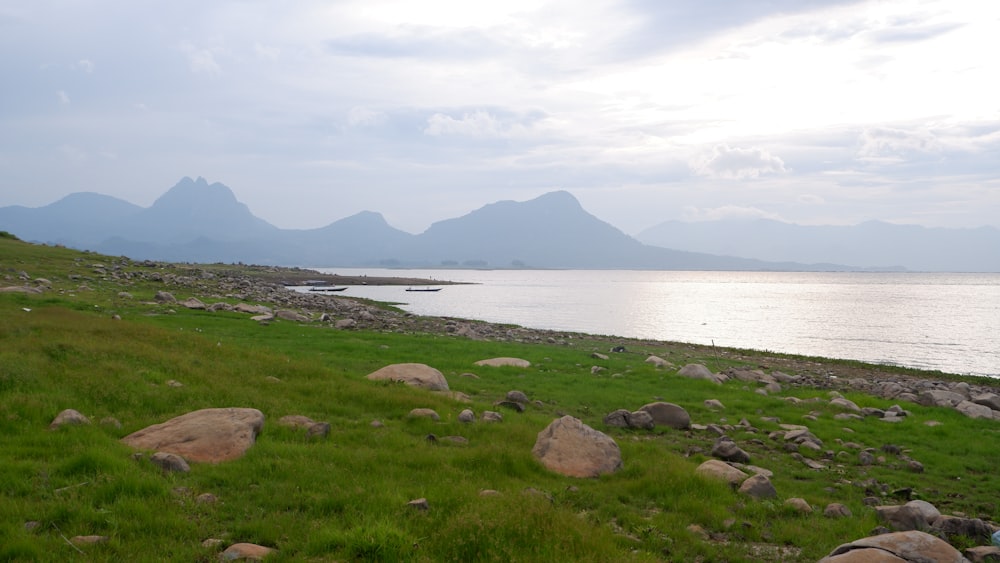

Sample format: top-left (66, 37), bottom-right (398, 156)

top-left (423, 111), bottom-right (533, 138)
top-left (75, 59), bottom-right (95, 73)
top-left (692, 144), bottom-right (788, 179)
top-left (56, 90), bottom-right (70, 104)
top-left (178, 41), bottom-right (221, 74)
top-left (347, 106), bottom-right (386, 127)
top-left (682, 205), bottom-right (785, 222)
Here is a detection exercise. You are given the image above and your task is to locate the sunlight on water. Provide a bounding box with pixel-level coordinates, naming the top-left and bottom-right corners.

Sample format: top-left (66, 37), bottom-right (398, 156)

top-left (308, 269), bottom-right (1000, 377)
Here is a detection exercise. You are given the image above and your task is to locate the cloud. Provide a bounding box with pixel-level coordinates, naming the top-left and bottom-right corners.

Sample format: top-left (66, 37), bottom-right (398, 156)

top-left (75, 59), bottom-right (95, 73)
top-left (423, 110), bottom-right (539, 139)
top-left (178, 41), bottom-right (221, 74)
top-left (858, 126), bottom-right (939, 159)
top-left (347, 106), bottom-right (386, 127)
top-left (692, 144), bottom-right (789, 179)
top-left (682, 205), bottom-right (784, 222)
top-left (56, 90), bottom-right (70, 104)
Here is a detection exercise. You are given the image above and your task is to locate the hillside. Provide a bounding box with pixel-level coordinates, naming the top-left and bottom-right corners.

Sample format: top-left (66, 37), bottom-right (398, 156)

top-left (2, 233), bottom-right (1000, 561)
top-left (1, 178), bottom-right (857, 271)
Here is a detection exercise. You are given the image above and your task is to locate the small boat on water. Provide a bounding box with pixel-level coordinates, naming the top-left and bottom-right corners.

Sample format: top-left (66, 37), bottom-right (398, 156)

top-left (405, 287), bottom-right (441, 292)
top-left (309, 286), bottom-right (348, 292)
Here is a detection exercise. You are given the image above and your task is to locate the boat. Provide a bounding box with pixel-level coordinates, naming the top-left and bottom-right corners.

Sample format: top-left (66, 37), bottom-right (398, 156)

top-left (405, 287), bottom-right (441, 292)
top-left (309, 286), bottom-right (348, 292)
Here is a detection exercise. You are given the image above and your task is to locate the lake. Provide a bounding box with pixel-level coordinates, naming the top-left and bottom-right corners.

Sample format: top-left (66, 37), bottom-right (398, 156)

top-left (306, 269), bottom-right (1000, 378)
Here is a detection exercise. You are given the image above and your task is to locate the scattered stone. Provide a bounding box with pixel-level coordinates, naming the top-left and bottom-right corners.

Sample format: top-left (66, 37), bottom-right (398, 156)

top-left (335, 318), bottom-right (356, 329)
top-left (150, 452), bottom-right (191, 473)
top-left (121, 407), bottom-right (265, 463)
top-left (220, 542), bottom-right (276, 560)
top-left (408, 408), bottom-right (440, 421)
top-left (475, 357), bottom-right (531, 368)
top-left (408, 498), bottom-right (430, 511)
top-left (49, 409), bottom-right (91, 430)
top-left (506, 390), bottom-right (529, 404)
top-left (275, 309), bottom-right (309, 322)
top-left (482, 411), bottom-right (503, 423)
top-left (365, 363), bottom-right (449, 391)
top-left (677, 363), bottom-right (724, 384)
top-left (695, 460), bottom-right (749, 486)
top-left (784, 498), bottom-right (813, 513)
top-left (824, 503), bottom-right (852, 518)
top-left (591, 352), bottom-right (609, 360)
top-left (704, 399), bottom-right (725, 410)
top-left (479, 489), bottom-right (501, 497)
top-left (738, 474), bottom-right (776, 499)
top-left (202, 538), bottom-right (224, 549)
top-left (712, 436), bottom-right (751, 463)
top-left (458, 409), bottom-right (475, 423)
top-left (197, 493), bottom-right (218, 504)
top-left (532, 416), bottom-right (623, 478)
top-left (638, 401), bottom-right (691, 430)
top-left (645, 355), bottom-right (670, 368)
top-left (154, 290), bottom-right (176, 303)
top-left (179, 297), bottom-right (206, 309)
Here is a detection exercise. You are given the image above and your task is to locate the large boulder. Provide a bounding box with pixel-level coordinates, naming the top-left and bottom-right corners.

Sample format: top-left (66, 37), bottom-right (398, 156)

top-left (694, 460), bottom-right (748, 486)
top-left (532, 416), bottom-right (622, 478)
top-left (365, 363), bottom-right (449, 391)
top-left (475, 357), bottom-right (531, 368)
top-left (638, 402), bottom-right (691, 429)
top-left (819, 530), bottom-right (968, 563)
top-left (121, 408), bottom-right (264, 463)
top-left (677, 363), bottom-right (723, 384)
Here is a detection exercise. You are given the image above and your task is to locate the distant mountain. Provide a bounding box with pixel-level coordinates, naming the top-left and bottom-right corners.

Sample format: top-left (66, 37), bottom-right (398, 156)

top-left (636, 219), bottom-right (1000, 272)
top-left (0, 192), bottom-right (142, 247)
top-left (0, 177), bottom-right (872, 270)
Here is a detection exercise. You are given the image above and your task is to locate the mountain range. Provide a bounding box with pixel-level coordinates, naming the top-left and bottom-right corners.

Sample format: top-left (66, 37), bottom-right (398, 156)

top-left (1, 177), bottom-right (996, 271)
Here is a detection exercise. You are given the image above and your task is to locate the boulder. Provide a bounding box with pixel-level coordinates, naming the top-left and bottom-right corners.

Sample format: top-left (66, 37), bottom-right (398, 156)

top-left (645, 355), bottom-right (670, 368)
top-left (876, 504), bottom-right (930, 531)
top-left (179, 297), bottom-right (206, 310)
top-left (532, 416), bottom-right (622, 478)
top-left (49, 409), bottom-right (91, 430)
top-left (221, 542), bottom-right (276, 560)
top-left (638, 401), bottom-right (690, 430)
top-left (121, 407), bottom-right (264, 463)
top-left (408, 408), bottom-right (440, 421)
top-left (149, 452), bottom-right (191, 473)
top-left (677, 363), bottom-right (723, 384)
top-left (738, 474), bottom-right (776, 499)
top-left (784, 498), bottom-right (813, 513)
top-left (956, 400), bottom-right (995, 420)
top-left (711, 436), bottom-right (750, 463)
top-left (830, 397), bottom-right (862, 412)
top-left (626, 410), bottom-right (655, 430)
top-left (819, 530), bottom-right (967, 563)
top-left (932, 515), bottom-right (994, 543)
top-left (365, 363), bottom-right (449, 391)
top-left (154, 290), bottom-right (176, 303)
top-left (918, 389), bottom-right (966, 408)
top-left (971, 393), bottom-right (1000, 411)
top-left (475, 357), bottom-right (531, 368)
top-left (694, 459), bottom-right (748, 486)
top-left (275, 310), bottom-right (309, 322)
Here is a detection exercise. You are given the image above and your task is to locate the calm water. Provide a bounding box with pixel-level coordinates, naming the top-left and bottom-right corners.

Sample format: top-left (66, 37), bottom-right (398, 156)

top-left (307, 269), bottom-right (1000, 377)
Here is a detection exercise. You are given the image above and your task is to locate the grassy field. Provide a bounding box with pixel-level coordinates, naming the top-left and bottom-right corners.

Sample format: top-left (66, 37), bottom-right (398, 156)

top-left (1, 233), bottom-right (998, 562)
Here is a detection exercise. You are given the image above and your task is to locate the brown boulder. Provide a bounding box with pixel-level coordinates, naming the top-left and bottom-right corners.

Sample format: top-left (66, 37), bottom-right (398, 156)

top-left (475, 357), bottom-right (531, 368)
top-left (121, 408), bottom-right (264, 463)
top-left (820, 530), bottom-right (966, 563)
top-left (638, 401), bottom-right (691, 429)
top-left (365, 363), bottom-right (449, 391)
top-left (532, 416), bottom-right (622, 478)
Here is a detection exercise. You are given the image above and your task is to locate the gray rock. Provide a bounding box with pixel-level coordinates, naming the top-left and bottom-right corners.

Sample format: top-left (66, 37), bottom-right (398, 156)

top-left (638, 401), bottom-right (691, 430)
top-left (712, 436), bottom-right (751, 463)
top-left (49, 409), bottom-right (91, 430)
top-left (532, 416), bottom-right (623, 478)
top-left (407, 408), bottom-right (440, 421)
top-left (150, 452), bottom-right (190, 473)
top-left (626, 410), bottom-right (655, 430)
top-left (458, 409), bottom-right (475, 423)
top-left (737, 474), bottom-right (776, 499)
top-left (677, 363), bottom-right (723, 384)
top-left (366, 363), bottom-right (449, 391)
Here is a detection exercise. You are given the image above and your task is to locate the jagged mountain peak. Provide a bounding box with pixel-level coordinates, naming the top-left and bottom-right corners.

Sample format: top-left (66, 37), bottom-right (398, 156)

top-left (152, 176), bottom-right (239, 210)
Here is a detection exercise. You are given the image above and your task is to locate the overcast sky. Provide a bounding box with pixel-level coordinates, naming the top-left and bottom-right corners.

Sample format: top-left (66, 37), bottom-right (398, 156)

top-left (2, 0), bottom-right (998, 234)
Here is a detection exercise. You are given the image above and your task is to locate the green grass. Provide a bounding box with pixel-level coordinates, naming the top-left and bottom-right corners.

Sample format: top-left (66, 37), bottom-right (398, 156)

top-left (2, 237), bottom-right (999, 561)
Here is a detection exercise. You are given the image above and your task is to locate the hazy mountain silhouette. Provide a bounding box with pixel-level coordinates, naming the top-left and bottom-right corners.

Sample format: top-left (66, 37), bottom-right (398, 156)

top-left (0, 192), bottom-right (141, 247)
top-left (637, 218), bottom-right (1000, 272)
top-left (0, 177), bottom-right (891, 270)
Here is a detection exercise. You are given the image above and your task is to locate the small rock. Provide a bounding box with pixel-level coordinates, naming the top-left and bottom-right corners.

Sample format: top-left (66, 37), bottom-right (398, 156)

top-left (221, 542), bottom-right (276, 560)
top-left (408, 498), bottom-right (430, 511)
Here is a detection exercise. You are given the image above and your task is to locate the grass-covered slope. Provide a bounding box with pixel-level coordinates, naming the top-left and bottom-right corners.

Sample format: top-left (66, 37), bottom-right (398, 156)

top-left (1, 234), bottom-right (998, 562)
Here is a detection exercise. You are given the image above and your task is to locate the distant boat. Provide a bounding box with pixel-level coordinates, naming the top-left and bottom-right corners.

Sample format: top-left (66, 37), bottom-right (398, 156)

top-left (405, 287), bottom-right (441, 292)
top-left (309, 286), bottom-right (348, 292)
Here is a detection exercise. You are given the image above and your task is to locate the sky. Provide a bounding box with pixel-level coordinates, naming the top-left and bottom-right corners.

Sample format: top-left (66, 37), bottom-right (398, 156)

top-left (1, 0), bottom-right (999, 235)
